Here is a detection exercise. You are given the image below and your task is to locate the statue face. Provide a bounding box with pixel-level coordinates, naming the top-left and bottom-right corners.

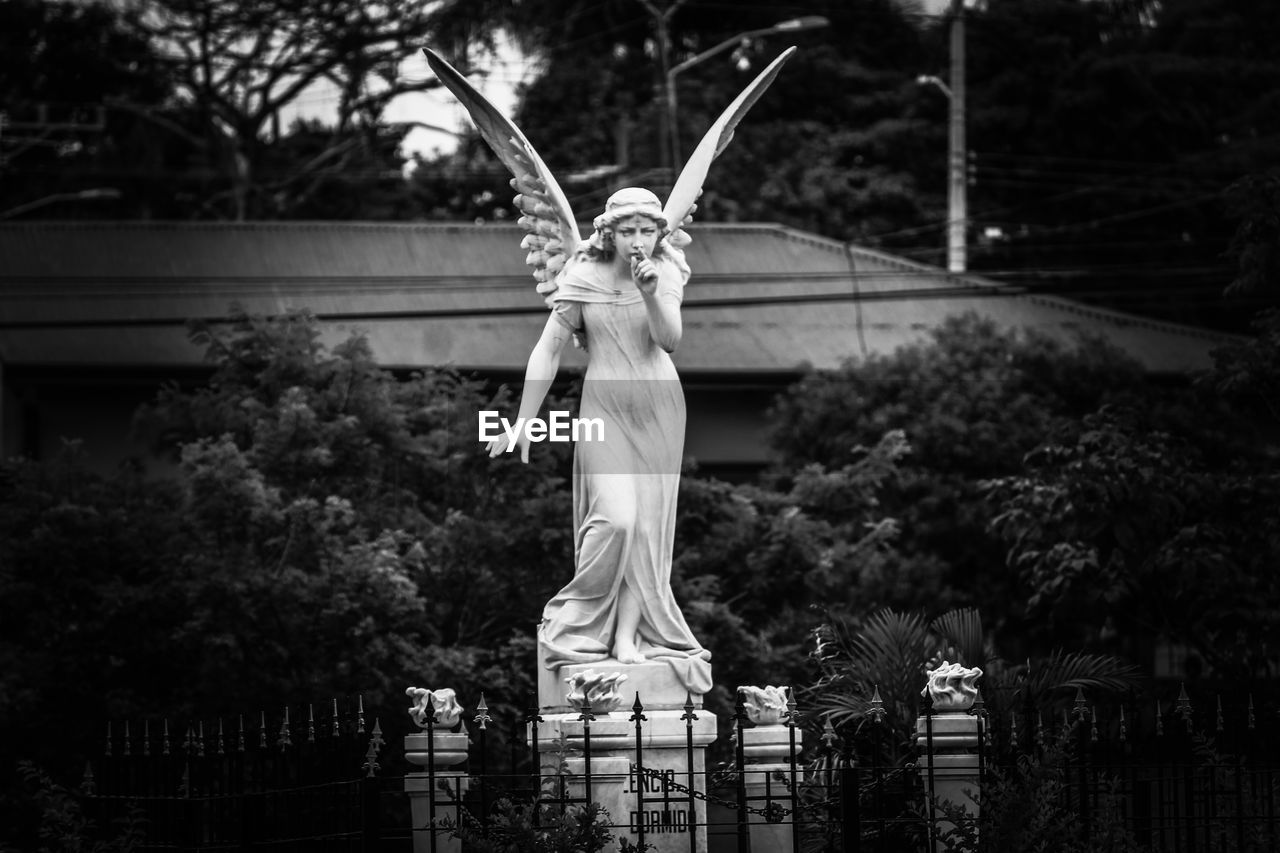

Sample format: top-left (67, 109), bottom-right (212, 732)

top-left (610, 214), bottom-right (660, 259)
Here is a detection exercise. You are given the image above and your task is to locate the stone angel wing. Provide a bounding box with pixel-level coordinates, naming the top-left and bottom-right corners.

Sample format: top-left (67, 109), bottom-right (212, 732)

top-left (423, 48), bottom-right (582, 304)
top-left (662, 47), bottom-right (797, 241)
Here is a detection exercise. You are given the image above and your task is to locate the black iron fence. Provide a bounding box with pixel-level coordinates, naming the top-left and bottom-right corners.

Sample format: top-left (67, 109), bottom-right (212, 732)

top-left (75, 684), bottom-right (1280, 852)
top-left (81, 697), bottom-right (407, 851)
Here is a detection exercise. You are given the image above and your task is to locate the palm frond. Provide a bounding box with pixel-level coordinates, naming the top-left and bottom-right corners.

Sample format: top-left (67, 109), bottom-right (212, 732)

top-left (932, 607), bottom-right (986, 669)
top-left (1026, 650), bottom-right (1142, 707)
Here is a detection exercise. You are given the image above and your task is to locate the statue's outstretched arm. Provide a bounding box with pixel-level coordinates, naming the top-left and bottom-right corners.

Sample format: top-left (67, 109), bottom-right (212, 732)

top-left (485, 313), bottom-right (572, 462)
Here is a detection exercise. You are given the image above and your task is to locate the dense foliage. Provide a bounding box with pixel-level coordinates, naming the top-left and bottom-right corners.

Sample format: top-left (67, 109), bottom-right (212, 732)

top-left (767, 314), bottom-right (1152, 649)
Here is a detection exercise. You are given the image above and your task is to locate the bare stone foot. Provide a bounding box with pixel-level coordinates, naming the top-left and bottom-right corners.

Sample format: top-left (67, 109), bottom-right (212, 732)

top-left (613, 639), bottom-right (646, 664)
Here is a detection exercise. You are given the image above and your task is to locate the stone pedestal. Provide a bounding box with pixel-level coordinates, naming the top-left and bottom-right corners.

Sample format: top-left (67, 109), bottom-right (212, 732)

top-left (405, 731), bottom-right (468, 853)
top-left (741, 723), bottom-right (803, 851)
top-left (537, 647), bottom-right (704, 712)
top-left (914, 713), bottom-right (980, 850)
top-left (534, 652), bottom-right (716, 852)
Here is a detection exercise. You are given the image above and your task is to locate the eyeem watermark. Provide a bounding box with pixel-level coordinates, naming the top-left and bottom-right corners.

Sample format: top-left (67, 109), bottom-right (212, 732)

top-left (478, 410), bottom-right (604, 449)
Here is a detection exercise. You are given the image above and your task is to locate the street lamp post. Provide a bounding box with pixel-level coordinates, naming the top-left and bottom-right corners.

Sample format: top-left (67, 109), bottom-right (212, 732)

top-left (0, 187), bottom-right (121, 220)
top-left (664, 16), bottom-right (828, 169)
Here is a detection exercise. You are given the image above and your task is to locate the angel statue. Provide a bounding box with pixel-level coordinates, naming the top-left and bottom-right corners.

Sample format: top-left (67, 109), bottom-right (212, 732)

top-left (424, 46), bottom-right (795, 697)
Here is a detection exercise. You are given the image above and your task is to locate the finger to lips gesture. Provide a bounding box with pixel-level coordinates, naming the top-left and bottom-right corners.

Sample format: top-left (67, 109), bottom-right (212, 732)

top-left (631, 248), bottom-right (658, 293)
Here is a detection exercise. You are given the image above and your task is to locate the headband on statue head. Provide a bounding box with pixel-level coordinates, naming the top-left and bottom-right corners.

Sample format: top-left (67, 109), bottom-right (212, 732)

top-left (585, 187), bottom-right (685, 253)
top-left (592, 187), bottom-right (667, 233)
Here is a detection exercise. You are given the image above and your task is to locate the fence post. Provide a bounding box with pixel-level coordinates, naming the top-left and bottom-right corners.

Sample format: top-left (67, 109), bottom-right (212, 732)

top-left (363, 725), bottom-right (383, 853)
top-left (915, 661), bottom-right (983, 852)
top-left (737, 686), bottom-right (805, 853)
top-left (404, 688), bottom-right (468, 853)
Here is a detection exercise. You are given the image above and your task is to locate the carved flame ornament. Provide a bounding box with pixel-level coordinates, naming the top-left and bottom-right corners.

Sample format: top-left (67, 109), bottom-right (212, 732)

top-left (739, 686), bottom-right (790, 725)
top-left (921, 661), bottom-right (984, 712)
top-left (406, 687), bottom-right (464, 729)
top-left (564, 670), bottom-right (629, 714)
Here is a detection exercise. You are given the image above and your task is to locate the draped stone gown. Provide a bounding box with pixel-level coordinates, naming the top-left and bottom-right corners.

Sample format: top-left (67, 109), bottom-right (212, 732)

top-left (537, 251), bottom-right (713, 696)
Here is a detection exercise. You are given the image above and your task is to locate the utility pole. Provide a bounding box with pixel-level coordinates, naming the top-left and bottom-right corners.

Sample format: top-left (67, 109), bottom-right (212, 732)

top-left (947, 0), bottom-right (968, 274)
top-left (638, 0), bottom-right (688, 188)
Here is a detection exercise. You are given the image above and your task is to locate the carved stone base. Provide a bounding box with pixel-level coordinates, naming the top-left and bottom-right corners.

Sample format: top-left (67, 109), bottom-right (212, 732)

top-left (537, 642), bottom-right (704, 713)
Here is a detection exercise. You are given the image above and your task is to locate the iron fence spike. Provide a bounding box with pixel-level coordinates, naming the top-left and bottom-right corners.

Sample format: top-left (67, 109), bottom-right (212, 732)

top-left (786, 686), bottom-right (800, 726)
top-left (821, 717), bottom-right (838, 749)
top-left (474, 691), bottom-right (493, 730)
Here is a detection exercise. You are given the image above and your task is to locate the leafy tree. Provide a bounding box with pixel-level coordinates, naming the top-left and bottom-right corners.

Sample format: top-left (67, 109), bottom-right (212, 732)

top-left (766, 313), bottom-right (1153, 650)
top-left (962, 0), bottom-right (1280, 330)
top-left (97, 0), bottom-right (507, 219)
top-left (979, 158), bottom-right (1280, 681)
top-left (1, 310), bottom-right (575, 784)
top-left (413, 0), bottom-right (944, 238)
top-left (984, 403), bottom-right (1280, 680)
top-left (0, 0), bottom-right (176, 218)
top-left (1223, 171), bottom-right (1280, 301)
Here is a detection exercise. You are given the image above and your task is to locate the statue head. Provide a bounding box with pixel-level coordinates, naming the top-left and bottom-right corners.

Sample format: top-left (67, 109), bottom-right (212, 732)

top-left (585, 187), bottom-right (673, 259)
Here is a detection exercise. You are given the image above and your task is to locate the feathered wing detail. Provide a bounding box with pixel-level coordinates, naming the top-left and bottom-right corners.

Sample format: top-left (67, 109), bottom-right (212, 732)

top-left (662, 47), bottom-right (797, 240)
top-left (423, 48), bottom-right (582, 303)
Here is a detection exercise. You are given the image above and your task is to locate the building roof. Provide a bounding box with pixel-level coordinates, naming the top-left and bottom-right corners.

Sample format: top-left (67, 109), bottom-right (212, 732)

top-left (0, 220), bottom-right (1237, 374)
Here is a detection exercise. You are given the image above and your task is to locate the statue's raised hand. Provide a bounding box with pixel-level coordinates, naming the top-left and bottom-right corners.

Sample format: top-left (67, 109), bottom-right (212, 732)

top-left (631, 247), bottom-right (659, 295)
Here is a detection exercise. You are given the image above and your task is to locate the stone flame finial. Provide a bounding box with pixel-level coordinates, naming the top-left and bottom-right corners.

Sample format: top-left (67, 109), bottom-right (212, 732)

top-left (921, 661), bottom-right (983, 712)
top-left (406, 687), bottom-right (464, 729)
top-left (565, 670), bottom-right (628, 714)
top-left (739, 686), bottom-right (790, 725)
